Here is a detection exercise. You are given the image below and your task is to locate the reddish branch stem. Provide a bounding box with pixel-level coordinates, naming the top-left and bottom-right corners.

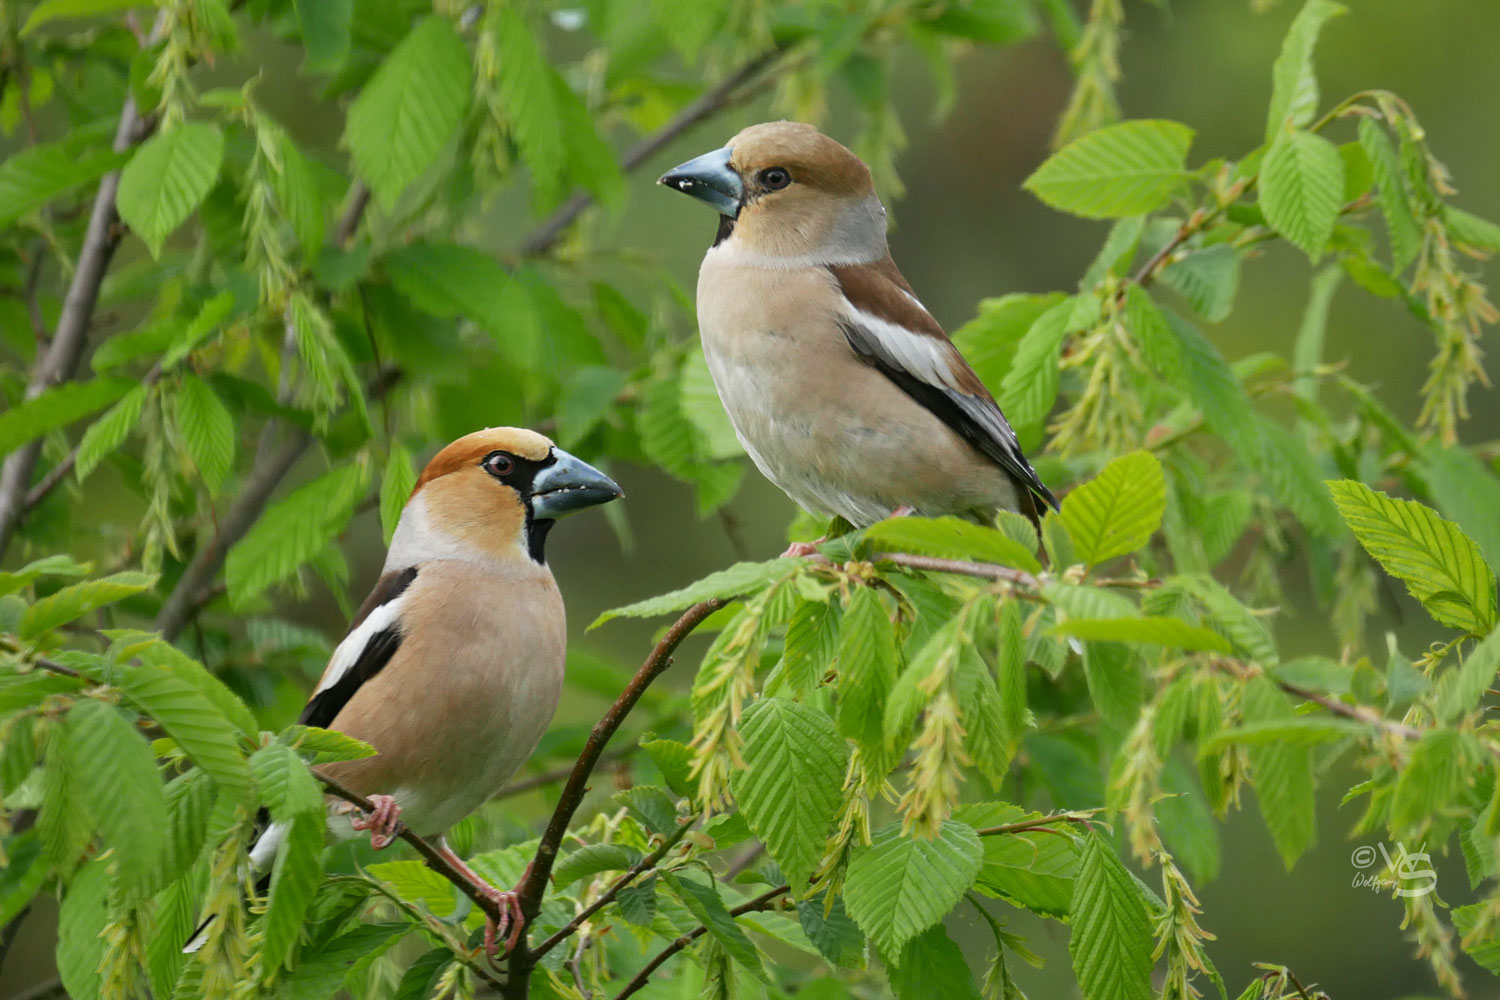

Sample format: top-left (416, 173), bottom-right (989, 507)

top-left (501, 597), bottom-right (727, 997)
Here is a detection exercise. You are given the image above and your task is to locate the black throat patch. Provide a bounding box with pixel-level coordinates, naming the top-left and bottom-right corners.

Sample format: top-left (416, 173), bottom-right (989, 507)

top-left (712, 215), bottom-right (736, 248)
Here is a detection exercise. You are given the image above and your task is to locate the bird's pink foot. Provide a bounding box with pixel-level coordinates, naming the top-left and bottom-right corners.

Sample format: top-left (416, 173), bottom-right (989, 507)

top-left (890, 504), bottom-right (916, 518)
top-left (781, 538), bottom-right (825, 558)
top-left (349, 794), bottom-right (402, 850)
top-left (437, 840), bottom-right (531, 960)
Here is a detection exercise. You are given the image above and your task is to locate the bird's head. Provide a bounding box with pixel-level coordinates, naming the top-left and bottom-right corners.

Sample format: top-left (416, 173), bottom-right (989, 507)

top-left (659, 121), bottom-right (886, 264)
top-left (396, 427), bottom-right (621, 566)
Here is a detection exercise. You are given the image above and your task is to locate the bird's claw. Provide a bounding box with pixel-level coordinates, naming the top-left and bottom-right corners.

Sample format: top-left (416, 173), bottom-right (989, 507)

top-left (349, 794), bottom-right (402, 851)
top-left (781, 538), bottom-right (824, 558)
top-left (481, 886), bottom-right (527, 959)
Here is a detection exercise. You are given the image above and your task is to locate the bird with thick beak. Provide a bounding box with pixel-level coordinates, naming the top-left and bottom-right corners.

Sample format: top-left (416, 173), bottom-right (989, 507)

top-left (660, 121), bottom-right (1055, 545)
top-left (187, 428), bottom-right (621, 959)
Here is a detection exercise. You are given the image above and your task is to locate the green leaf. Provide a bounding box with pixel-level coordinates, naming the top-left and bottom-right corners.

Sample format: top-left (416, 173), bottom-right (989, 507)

top-left (1198, 717), bottom-right (1366, 752)
top-left (64, 698), bottom-right (167, 896)
top-left (781, 597), bottom-right (840, 698)
top-left (1265, 0), bottom-right (1347, 140)
top-left (843, 820), bottom-right (983, 957)
top-left (1423, 442), bottom-right (1500, 574)
top-left (117, 122), bottom-right (224, 257)
top-left (1434, 630), bottom-right (1500, 723)
top-left (345, 17), bottom-right (471, 211)
top-left (613, 785), bottom-right (679, 835)
top-left (555, 366), bottom-right (627, 448)
top-left (863, 516), bottom-right (1041, 573)
top-left (1452, 902), bottom-right (1500, 975)
top-left (383, 241), bottom-right (511, 333)
top-left (56, 857), bottom-right (110, 1000)
top-left (615, 876), bottom-right (658, 927)
top-left (952, 293), bottom-right (1067, 395)
top-left (295, 0), bottom-right (351, 71)
top-left (1242, 677), bottom-right (1315, 868)
top-left (796, 892), bottom-right (865, 969)
top-left (731, 698), bottom-right (848, 892)
top-left (1327, 479), bottom-right (1497, 636)
top-left (590, 559), bottom-right (797, 627)
top-left (1446, 205), bottom-right (1500, 254)
top-left (367, 860), bottom-right (459, 917)
top-left (155, 768), bottom-right (215, 892)
top-left (20, 570), bottom-right (155, 638)
top-left (998, 297), bottom-right (1073, 435)
top-left (968, 808), bottom-right (1078, 918)
top-left (1068, 831), bottom-right (1154, 1000)
top-left (75, 382), bottom-right (149, 482)
top-left (680, 351), bottom-right (742, 461)
top-left (1023, 120), bottom-right (1194, 219)
top-left (1358, 118), bottom-right (1422, 271)
top-left (553, 843), bottom-right (642, 889)
top-left (836, 587), bottom-right (899, 762)
top-left (639, 736), bottom-right (696, 800)
top-left (250, 743), bottom-right (324, 820)
top-left (1135, 300), bottom-right (1258, 452)
top-left (224, 462), bottom-right (367, 607)
top-left (1390, 729), bottom-right (1475, 830)
top-left (1181, 574), bottom-right (1279, 665)
top-left (663, 872), bottom-right (768, 979)
top-left (262, 811), bottom-right (325, 974)
top-left (379, 445), bottom-right (416, 546)
top-left (175, 375), bottom-right (234, 493)
top-left (890, 924), bottom-right (983, 1000)
top-left (1259, 130), bottom-right (1344, 260)
top-left (265, 123), bottom-right (325, 255)
top-left (1051, 616), bottom-right (1232, 653)
top-left (492, 8), bottom-right (567, 202)
top-left (0, 138), bottom-right (123, 227)
top-left (0, 377), bottom-right (133, 457)
top-left (1060, 451), bottom-right (1166, 567)
top-left (1158, 244), bottom-right (1240, 323)
top-left (282, 726), bottom-right (377, 764)
top-left (116, 664), bottom-right (252, 804)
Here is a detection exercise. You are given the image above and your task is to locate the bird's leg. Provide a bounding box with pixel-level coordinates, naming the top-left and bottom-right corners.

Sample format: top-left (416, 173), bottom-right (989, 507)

top-left (349, 794), bottom-right (402, 850)
top-left (436, 839), bottom-right (530, 959)
top-left (890, 504), bottom-right (916, 518)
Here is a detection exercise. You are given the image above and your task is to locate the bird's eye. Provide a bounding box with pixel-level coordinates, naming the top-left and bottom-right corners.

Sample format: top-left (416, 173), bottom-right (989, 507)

top-left (759, 167), bottom-right (791, 190)
top-left (484, 452), bottom-right (515, 477)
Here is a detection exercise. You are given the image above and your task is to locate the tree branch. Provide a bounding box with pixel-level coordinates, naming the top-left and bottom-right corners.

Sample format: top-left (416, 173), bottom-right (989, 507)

top-left (317, 772), bottom-right (502, 922)
top-left (0, 69), bottom-right (158, 559)
top-left (871, 551), bottom-right (1042, 588)
top-left (611, 883), bottom-right (789, 1000)
top-left (517, 48), bottom-right (781, 256)
top-left (502, 597), bottom-right (728, 998)
top-left (530, 819), bottom-right (693, 961)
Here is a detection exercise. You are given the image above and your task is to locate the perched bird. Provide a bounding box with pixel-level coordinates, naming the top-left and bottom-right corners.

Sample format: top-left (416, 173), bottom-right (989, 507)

top-left (187, 428), bottom-right (621, 957)
top-left (659, 121), bottom-right (1055, 544)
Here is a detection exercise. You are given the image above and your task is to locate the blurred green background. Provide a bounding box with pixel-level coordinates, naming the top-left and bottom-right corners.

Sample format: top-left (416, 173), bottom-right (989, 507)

top-left (5, 1), bottom-right (1500, 996)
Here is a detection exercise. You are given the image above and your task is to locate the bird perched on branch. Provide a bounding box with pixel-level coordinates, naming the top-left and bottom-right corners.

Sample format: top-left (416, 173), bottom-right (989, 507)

top-left (187, 428), bottom-right (621, 958)
top-left (660, 121), bottom-right (1055, 547)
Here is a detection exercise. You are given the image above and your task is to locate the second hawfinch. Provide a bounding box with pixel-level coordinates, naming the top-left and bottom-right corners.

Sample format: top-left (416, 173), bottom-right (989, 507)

top-left (660, 121), bottom-right (1056, 532)
top-left (189, 428), bottom-right (620, 957)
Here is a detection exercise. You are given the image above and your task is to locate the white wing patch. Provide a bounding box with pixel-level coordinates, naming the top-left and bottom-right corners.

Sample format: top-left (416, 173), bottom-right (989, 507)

top-left (841, 302), bottom-right (965, 392)
top-left (312, 593), bottom-right (407, 698)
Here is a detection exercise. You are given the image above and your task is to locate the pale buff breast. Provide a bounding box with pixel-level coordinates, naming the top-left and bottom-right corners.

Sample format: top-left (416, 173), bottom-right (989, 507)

top-left (319, 559), bottom-right (567, 836)
top-left (696, 252), bottom-right (1018, 524)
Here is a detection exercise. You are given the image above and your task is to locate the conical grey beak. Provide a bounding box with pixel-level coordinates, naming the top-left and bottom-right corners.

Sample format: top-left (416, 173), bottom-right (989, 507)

top-left (530, 449), bottom-right (622, 520)
top-left (659, 147), bottom-right (743, 218)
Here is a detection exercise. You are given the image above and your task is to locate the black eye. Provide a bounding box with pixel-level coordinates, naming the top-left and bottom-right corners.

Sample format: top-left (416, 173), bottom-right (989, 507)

top-left (484, 452), bottom-right (515, 477)
top-left (760, 167), bottom-right (791, 190)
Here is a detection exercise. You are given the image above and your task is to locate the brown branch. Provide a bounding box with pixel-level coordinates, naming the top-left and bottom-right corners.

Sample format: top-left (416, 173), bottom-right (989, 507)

top-left (317, 772), bottom-right (502, 922)
top-left (0, 68), bottom-right (159, 559)
top-left (611, 883), bottom-right (789, 1000)
top-left (517, 48), bottom-right (781, 256)
top-left (502, 598), bottom-right (728, 998)
top-left (1273, 676), bottom-right (1423, 742)
top-left (336, 183), bottom-right (371, 247)
top-left (871, 551), bottom-right (1041, 588)
top-left (530, 820), bottom-right (693, 961)
top-left (974, 809), bottom-right (1101, 838)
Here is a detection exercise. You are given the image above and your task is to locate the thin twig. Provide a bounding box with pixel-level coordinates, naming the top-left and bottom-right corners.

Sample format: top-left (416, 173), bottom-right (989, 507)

top-left (495, 747), bottom-right (631, 802)
top-left (517, 49), bottom-right (781, 256)
top-left (531, 820), bottom-right (693, 960)
top-left (973, 809), bottom-right (1100, 838)
top-left (0, 16), bottom-right (163, 560)
top-left (611, 883), bottom-right (789, 1000)
top-left (872, 551), bottom-right (1041, 588)
top-left (502, 598), bottom-right (728, 998)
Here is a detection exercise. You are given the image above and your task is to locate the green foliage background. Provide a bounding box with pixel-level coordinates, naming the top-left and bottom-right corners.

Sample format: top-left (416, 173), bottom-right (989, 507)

top-left (2, 0), bottom-right (1500, 998)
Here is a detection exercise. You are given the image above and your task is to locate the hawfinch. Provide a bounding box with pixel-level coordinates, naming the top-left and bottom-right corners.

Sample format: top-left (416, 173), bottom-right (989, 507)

top-left (188, 428), bottom-right (620, 957)
top-left (660, 121), bottom-right (1056, 534)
